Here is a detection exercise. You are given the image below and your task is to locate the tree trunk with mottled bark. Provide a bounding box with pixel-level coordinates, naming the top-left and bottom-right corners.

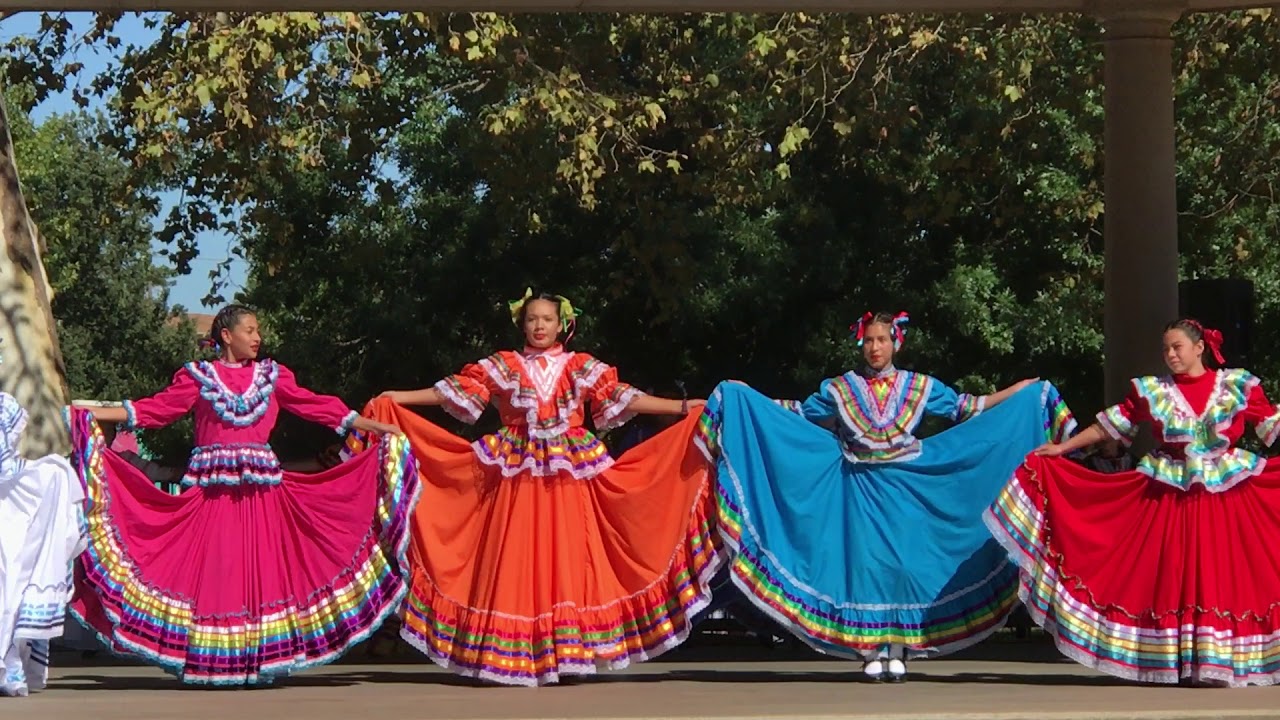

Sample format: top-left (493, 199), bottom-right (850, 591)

top-left (0, 84), bottom-right (71, 456)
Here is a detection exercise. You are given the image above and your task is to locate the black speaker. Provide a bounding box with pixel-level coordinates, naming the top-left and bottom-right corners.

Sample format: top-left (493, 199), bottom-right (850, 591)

top-left (1178, 278), bottom-right (1254, 366)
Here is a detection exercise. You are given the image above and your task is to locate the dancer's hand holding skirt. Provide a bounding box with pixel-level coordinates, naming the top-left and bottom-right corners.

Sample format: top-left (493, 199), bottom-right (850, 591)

top-left (67, 405), bottom-right (420, 686)
top-left (696, 378), bottom-right (1075, 659)
top-left (355, 395), bottom-right (721, 687)
top-left (986, 368), bottom-right (1280, 686)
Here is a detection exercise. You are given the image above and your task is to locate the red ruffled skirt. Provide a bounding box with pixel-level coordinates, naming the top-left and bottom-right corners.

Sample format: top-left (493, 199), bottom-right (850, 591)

top-left (986, 453), bottom-right (1280, 686)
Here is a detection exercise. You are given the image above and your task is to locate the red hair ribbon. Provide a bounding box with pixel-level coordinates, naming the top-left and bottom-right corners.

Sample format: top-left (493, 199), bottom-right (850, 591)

top-left (890, 312), bottom-right (910, 347)
top-left (850, 312), bottom-right (875, 345)
top-left (849, 311), bottom-right (910, 350)
top-left (1187, 320), bottom-right (1226, 365)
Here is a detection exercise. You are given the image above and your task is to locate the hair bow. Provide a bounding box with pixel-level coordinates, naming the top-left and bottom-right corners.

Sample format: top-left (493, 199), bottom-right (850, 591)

top-left (850, 311), bottom-right (910, 350)
top-left (508, 288), bottom-right (580, 333)
top-left (1187, 320), bottom-right (1226, 365)
top-left (508, 287), bottom-right (535, 326)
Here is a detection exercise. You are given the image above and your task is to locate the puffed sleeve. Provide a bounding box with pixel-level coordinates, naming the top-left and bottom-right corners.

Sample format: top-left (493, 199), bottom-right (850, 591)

top-left (274, 364), bottom-right (358, 435)
top-left (924, 377), bottom-right (985, 422)
top-left (585, 358), bottom-right (644, 433)
top-left (432, 360), bottom-right (495, 425)
top-left (123, 368), bottom-right (200, 430)
top-left (799, 379), bottom-right (840, 425)
top-left (1245, 383), bottom-right (1280, 447)
top-left (1096, 382), bottom-right (1144, 445)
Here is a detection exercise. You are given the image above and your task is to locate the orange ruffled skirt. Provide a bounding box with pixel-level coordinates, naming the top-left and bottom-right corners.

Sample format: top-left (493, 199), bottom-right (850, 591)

top-left (356, 398), bottom-right (722, 686)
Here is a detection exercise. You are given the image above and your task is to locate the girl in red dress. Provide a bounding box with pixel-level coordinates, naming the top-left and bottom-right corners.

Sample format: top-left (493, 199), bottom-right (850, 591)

top-left (986, 318), bottom-right (1280, 686)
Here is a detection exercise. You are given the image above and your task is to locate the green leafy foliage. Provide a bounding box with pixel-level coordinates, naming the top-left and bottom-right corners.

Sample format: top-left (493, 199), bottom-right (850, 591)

top-left (5, 10), bottom-right (1280, 453)
top-left (9, 104), bottom-right (197, 460)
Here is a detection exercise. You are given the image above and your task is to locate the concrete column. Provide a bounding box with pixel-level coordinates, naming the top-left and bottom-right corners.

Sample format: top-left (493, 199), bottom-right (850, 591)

top-left (1100, 8), bottom-right (1182, 403)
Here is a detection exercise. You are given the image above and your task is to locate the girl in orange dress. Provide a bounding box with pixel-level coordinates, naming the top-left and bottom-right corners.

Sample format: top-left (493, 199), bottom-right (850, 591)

top-left (357, 290), bottom-right (721, 686)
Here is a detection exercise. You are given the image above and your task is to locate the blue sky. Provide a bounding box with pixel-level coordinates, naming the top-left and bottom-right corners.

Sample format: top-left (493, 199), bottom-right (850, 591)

top-left (4, 11), bottom-right (247, 312)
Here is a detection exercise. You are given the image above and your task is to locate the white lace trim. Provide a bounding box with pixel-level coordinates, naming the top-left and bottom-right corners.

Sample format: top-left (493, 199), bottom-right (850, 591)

top-left (433, 378), bottom-right (486, 424)
top-left (592, 386), bottom-right (643, 433)
top-left (478, 354), bottom-right (610, 440)
top-left (1257, 411), bottom-right (1280, 447)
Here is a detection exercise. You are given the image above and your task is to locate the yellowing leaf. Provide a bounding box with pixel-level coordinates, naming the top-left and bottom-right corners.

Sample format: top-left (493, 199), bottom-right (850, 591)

top-left (643, 102), bottom-right (666, 126)
top-left (778, 123), bottom-right (811, 157)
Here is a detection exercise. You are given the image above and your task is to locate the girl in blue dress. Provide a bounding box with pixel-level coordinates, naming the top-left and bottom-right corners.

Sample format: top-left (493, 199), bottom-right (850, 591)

top-left (696, 311), bottom-right (1074, 681)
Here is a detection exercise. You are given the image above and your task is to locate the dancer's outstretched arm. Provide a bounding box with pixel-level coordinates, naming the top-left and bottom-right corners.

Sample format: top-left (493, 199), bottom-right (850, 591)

top-left (75, 369), bottom-right (199, 429)
top-left (1036, 424), bottom-right (1107, 457)
top-left (626, 395), bottom-right (705, 416)
top-left (80, 405), bottom-right (129, 424)
top-left (980, 377), bottom-right (1040, 409)
top-left (379, 388), bottom-right (444, 407)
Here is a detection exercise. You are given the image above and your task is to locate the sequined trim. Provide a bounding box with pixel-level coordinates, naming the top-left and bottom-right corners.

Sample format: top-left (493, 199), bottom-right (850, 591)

top-left (1041, 381), bottom-right (1078, 444)
top-left (1096, 404), bottom-right (1133, 443)
top-left (827, 371), bottom-right (932, 464)
top-left (180, 443), bottom-right (283, 487)
top-left (774, 399), bottom-right (803, 414)
top-left (184, 360), bottom-right (279, 428)
top-left (434, 376), bottom-right (487, 424)
top-left (1136, 449), bottom-right (1264, 494)
top-left (593, 385), bottom-right (643, 433)
top-left (122, 400), bottom-right (139, 431)
top-left (1119, 370), bottom-right (1267, 492)
top-left (955, 393), bottom-right (985, 422)
top-left (473, 426), bottom-right (613, 479)
top-left (478, 352), bottom-right (628, 439)
top-left (1258, 411), bottom-right (1280, 448)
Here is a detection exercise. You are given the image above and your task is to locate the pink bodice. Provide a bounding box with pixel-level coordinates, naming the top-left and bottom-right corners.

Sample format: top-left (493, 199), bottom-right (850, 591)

top-left (123, 359), bottom-right (356, 487)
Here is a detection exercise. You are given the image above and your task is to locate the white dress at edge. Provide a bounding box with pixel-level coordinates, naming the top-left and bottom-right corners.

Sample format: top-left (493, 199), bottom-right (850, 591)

top-left (0, 393), bottom-right (87, 697)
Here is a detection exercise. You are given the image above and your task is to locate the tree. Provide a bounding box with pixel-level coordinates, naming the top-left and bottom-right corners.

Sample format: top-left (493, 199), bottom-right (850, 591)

top-left (0, 9), bottom-right (121, 455)
top-left (1174, 9), bottom-right (1280, 384)
top-left (6, 9), bottom-right (1280, 431)
top-left (0, 77), bottom-right (68, 456)
top-left (9, 105), bottom-right (197, 461)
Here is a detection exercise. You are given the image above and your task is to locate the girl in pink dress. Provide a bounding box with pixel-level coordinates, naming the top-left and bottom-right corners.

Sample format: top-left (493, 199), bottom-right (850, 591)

top-left (69, 305), bottom-right (419, 686)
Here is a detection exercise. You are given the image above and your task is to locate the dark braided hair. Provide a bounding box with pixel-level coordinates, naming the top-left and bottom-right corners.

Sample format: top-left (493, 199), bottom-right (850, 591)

top-left (1164, 317), bottom-right (1217, 368)
top-left (514, 290), bottom-right (577, 344)
top-left (201, 304), bottom-right (257, 352)
top-left (515, 291), bottom-right (564, 326)
top-left (1165, 318), bottom-right (1204, 344)
top-left (1162, 315), bottom-right (1228, 366)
